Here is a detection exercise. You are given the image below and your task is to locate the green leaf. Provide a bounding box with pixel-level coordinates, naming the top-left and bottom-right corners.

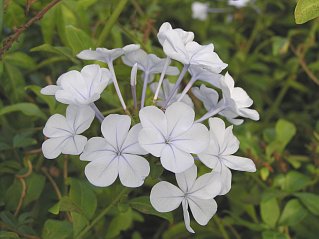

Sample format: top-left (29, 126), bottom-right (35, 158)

top-left (262, 231), bottom-right (288, 239)
top-left (23, 173), bottom-right (45, 206)
top-left (0, 103), bottom-right (46, 119)
top-left (25, 85), bottom-right (56, 113)
top-left (281, 171), bottom-right (311, 192)
top-left (294, 193), bottom-right (319, 215)
top-left (129, 196), bottom-right (173, 223)
top-left (295, 0), bottom-right (319, 24)
top-left (30, 44), bottom-right (78, 63)
top-left (260, 197), bottom-right (280, 228)
top-left (4, 52), bottom-right (36, 69)
top-left (105, 207), bottom-right (133, 238)
top-left (65, 25), bottom-right (93, 55)
top-left (42, 219), bottom-right (72, 239)
top-left (0, 231), bottom-right (19, 239)
top-left (40, 6), bottom-right (57, 44)
top-left (68, 178), bottom-right (97, 219)
top-left (48, 197), bottom-right (84, 216)
top-left (279, 199), bottom-right (308, 226)
top-left (13, 133), bottom-right (37, 148)
top-left (275, 119), bottom-right (296, 150)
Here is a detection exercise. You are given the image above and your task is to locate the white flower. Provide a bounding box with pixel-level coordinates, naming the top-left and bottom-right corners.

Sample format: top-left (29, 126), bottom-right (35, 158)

top-left (42, 105), bottom-right (95, 159)
top-left (157, 22), bottom-right (194, 46)
top-left (150, 165), bottom-right (222, 233)
top-left (197, 117), bottom-right (256, 194)
top-left (122, 49), bottom-right (179, 76)
top-left (138, 102), bottom-right (209, 173)
top-left (192, 2), bottom-right (209, 21)
top-left (163, 37), bottom-right (227, 73)
top-left (41, 64), bottom-right (111, 105)
top-left (228, 0), bottom-right (250, 8)
top-left (76, 44), bottom-right (140, 63)
top-left (219, 72), bottom-right (259, 125)
top-left (80, 114), bottom-right (150, 188)
top-left (149, 79), bottom-right (194, 108)
top-left (189, 65), bottom-right (223, 88)
top-left (192, 84), bottom-right (220, 110)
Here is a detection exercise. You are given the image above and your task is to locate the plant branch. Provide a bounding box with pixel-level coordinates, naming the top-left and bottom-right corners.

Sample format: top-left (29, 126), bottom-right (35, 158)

top-left (291, 45), bottom-right (319, 86)
top-left (0, 0), bottom-right (62, 57)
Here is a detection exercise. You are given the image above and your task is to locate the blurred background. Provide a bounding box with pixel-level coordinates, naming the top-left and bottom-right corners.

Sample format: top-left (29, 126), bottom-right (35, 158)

top-left (0, 0), bottom-right (319, 238)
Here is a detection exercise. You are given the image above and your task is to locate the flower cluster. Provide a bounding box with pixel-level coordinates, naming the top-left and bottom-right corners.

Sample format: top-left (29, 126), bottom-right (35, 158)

top-left (41, 22), bottom-right (259, 233)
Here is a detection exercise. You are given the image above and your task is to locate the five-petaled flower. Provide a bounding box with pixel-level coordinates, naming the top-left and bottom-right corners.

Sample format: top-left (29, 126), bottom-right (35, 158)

top-left (150, 165), bottom-right (222, 233)
top-left (80, 114), bottom-right (150, 188)
top-left (198, 117), bottom-right (256, 194)
top-left (42, 105), bottom-right (95, 159)
top-left (138, 102), bottom-right (209, 173)
top-left (41, 64), bottom-right (111, 105)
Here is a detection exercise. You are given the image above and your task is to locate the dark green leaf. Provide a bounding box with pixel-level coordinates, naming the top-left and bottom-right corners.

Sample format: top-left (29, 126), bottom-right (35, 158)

top-left (295, 193), bottom-right (319, 216)
top-left (279, 199), bottom-right (308, 226)
top-left (129, 196), bottom-right (173, 223)
top-left (0, 103), bottom-right (46, 119)
top-left (42, 219), bottom-right (72, 239)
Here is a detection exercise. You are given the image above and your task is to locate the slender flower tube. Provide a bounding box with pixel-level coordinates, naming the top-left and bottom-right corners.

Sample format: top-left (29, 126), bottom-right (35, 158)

top-left (163, 64), bottom-right (190, 108)
top-left (141, 72), bottom-right (150, 108)
top-left (153, 57), bottom-right (171, 103)
top-left (131, 63), bottom-right (138, 110)
top-left (107, 60), bottom-right (128, 112)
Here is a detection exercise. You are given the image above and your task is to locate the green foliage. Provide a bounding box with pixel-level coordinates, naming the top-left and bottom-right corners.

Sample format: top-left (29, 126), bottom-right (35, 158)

top-left (1, 0), bottom-right (319, 238)
top-left (295, 0), bottom-right (319, 24)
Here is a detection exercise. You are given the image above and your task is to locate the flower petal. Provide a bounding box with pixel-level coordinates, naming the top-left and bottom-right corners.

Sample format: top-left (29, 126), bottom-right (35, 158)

top-left (208, 117), bottom-right (226, 148)
top-left (221, 125), bottom-right (239, 155)
top-left (61, 135), bottom-right (87, 155)
top-left (150, 181), bottom-right (184, 212)
top-left (222, 155), bottom-right (256, 172)
top-left (219, 165), bottom-right (232, 195)
top-left (197, 153), bottom-right (221, 170)
top-left (41, 85), bottom-right (61, 95)
top-left (175, 164), bottom-right (197, 192)
top-left (101, 114), bottom-right (131, 149)
top-left (160, 144), bottom-right (194, 173)
top-left (139, 106), bottom-right (167, 136)
top-left (165, 102), bottom-right (195, 138)
top-left (84, 157), bottom-right (119, 187)
top-left (122, 124), bottom-right (147, 155)
top-left (172, 123), bottom-right (209, 154)
top-left (138, 128), bottom-right (165, 157)
top-left (42, 137), bottom-right (64, 159)
top-left (43, 114), bottom-right (71, 137)
top-left (66, 105), bottom-right (95, 134)
top-left (188, 197), bottom-right (217, 226)
top-left (118, 154), bottom-right (150, 187)
top-left (182, 200), bottom-right (195, 233)
top-left (80, 137), bottom-right (116, 161)
top-left (190, 172), bottom-right (222, 199)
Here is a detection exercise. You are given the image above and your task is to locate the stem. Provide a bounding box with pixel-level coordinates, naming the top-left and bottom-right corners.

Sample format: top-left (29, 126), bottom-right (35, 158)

top-left (108, 61), bottom-right (127, 111)
top-left (163, 64), bottom-right (189, 108)
top-left (177, 76), bottom-right (196, 102)
top-left (77, 188), bottom-right (128, 239)
top-left (97, 0), bottom-right (128, 46)
top-left (140, 72), bottom-right (149, 108)
top-left (89, 103), bottom-right (105, 123)
top-left (195, 104), bottom-right (227, 123)
top-left (153, 57), bottom-right (170, 102)
top-left (0, 0), bottom-right (62, 57)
